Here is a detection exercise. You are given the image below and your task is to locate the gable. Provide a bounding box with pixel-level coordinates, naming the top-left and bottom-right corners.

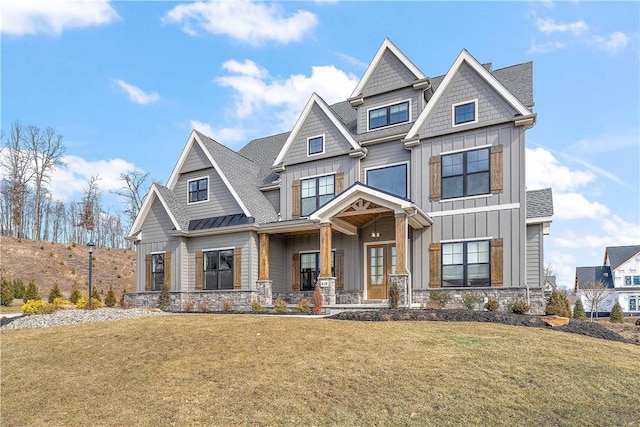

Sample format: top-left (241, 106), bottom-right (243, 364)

top-left (181, 141), bottom-right (212, 173)
top-left (361, 48), bottom-right (421, 97)
top-left (280, 103), bottom-right (356, 166)
top-left (174, 167), bottom-right (243, 220)
top-left (415, 62), bottom-right (517, 135)
top-left (142, 196), bottom-right (176, 240)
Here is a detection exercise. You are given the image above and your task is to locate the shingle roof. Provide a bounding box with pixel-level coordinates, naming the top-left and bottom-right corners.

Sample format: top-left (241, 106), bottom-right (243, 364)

top-left (605, 245), bottom-right (640, 270)
top-left (526, 188), bottom-right (553, 219)
top-left (575, 266), bottom-right (614, 290)
top-left (238, 132), bottom-right (289, 185)
top-left (155, 184), bottom-right (189, 231)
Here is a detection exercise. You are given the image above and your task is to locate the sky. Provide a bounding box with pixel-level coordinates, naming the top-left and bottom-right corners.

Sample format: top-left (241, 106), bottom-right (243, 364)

top-left (2, 0), bottom-right (639, 290)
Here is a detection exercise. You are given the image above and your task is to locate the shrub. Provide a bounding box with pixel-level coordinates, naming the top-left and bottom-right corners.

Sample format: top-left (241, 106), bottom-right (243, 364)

top-left (198, 302), bottom-right (210, 312)
top-left (69, 282), bottom-right (82, 304)
top-left (21, 300), bottom-right (56, 315)
top-left (119, 286), bottom-right (127, 307)
top-left (573, 298), bottom-right (587, 320)
top-left (312, 285), bottom-right (323, 315)
top-left (76, 295), bottom-right (104, 310)
top-left (183, 301), bottom-right (194, 312)
top-left (429, 290), bottom-right (450, 309)
top-left (485, 298), bottom-right (499, 311)
top-left (388, 282), bottom-right (400, 309)
top-left (610, 302), bottom-right (624, 323)
top-left (250, 300), bottom-right (264, 312)
top-left (221, 299), bottom-right (233, 312)
top-left (273, 299), bottom-right (289, 313)
top-left (23, 279), bottom-right (41, 303)
top-left (13, 279), bottom-right (25, 299)
top-left (48, 283), bottom-right (63, 303)
top-left (52, 297), bottom-right (68, 307)
top-left (510, 299), bottom-right (530, 314)
top-left (1, 277), bottom-right (14, 306)
top-left (296, 298), bottom-right (311, 314)
top-left (104, 285), bottom-right (117, 307)
top-left (462, 292), bottom-right (482, 310)
top-left (546, 289), bottom-right (571, 317)
top-left (157, 284), bottom-right (171, 311)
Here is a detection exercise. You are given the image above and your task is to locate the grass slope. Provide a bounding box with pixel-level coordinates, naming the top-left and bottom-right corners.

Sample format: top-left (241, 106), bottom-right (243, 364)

top-left (2, 315), bottom-right (639, 426)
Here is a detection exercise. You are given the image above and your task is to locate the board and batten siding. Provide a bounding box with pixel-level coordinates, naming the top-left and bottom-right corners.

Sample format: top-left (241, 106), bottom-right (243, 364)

top-left (174, 168), bottom-right (242, 220)
top-left (186, 232), bottom-right (258, 291)
top-left (360, 140), bottom-right (411, 183)
top-left (262, 189), bottom-right (280, 214)
top-left (268, 235), bottom-right (286, 293)
top-left (526, 224), bottom-right (543, 287)
top-left (281, 104), bottom-right (356, 166)
top-left (361, 49), bottom-right (419, 98)
top-left (280, 156), bottom-right (357, 220)
top-left (356, 87), bottom-right (419, 135)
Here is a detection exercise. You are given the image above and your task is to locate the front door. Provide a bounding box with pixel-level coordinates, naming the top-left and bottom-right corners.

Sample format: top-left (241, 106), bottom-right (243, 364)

top-left (367, 243), bottom-right (396, 299)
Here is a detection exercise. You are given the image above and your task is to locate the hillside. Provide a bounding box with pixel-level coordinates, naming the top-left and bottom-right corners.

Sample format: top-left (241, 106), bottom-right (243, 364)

top-left (0, 236), bottom-right (135, 299)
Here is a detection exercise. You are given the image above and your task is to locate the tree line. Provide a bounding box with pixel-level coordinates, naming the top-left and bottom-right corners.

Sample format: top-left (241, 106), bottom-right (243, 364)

top-left (0, 121), bottom-right (149, 248)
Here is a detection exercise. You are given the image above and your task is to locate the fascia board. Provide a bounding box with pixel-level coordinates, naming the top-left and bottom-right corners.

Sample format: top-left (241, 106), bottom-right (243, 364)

top-left (310, 184), bottom-right (411, 221)
top-left (166, 130), bottom-right (201, 189)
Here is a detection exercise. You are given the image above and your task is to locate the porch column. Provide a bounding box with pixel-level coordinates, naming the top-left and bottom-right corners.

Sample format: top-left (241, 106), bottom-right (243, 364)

top-left (258, 232), bottom-right (270, 281)
top-left (319, 223), bottom-right (333, 277)
top-left (395, 213), bottom-right (406, 274)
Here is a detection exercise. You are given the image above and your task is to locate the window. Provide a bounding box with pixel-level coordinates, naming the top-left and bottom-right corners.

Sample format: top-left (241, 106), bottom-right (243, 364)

top-left (634, 276), bottom-right (640, 286)
top-left (442, 240), bottom-right (490, 287)
top-left (368, 101), bottom-right (409, 130)
top-left (308, 135), bottom-right (324, 156)
top-left (301, 175), bottom-right (335, 216)
top-left (151, 253), bottom-right (164, 291)
top-left (630, 296), bottom-right (637, 311)
top-left (203, 249), bottom-right (234, 290)
top-left (441, 148), bottom-right (490, 199)
top-left (453, 100), bottom-right (477, 125)
top-left (625, 276), bottom-right (632, 286)
top-left (366, 164), bottom-right (408, 198)
top-left (188, 177), bottom-right (208, 203)
top-left (300, 251), bottom-right (335, 291)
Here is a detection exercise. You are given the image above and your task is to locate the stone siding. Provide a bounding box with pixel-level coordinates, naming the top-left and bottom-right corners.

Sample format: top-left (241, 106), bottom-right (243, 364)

top-left (411, 288), bottom-right (546, 314)
top-left (125, 288), bottom-right (272, 312)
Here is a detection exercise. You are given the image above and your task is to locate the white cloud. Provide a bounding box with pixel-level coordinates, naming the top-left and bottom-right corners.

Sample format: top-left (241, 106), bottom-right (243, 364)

top-left (215, 61), bottom-right (359, 130)
top-left (553, 193), bottom-right (610, 220)
top-left (526, 147), bottom-right (594, 192)
top-left (553, 214), bottom-right (640, 250)
top-left (162, 0), bottom-right (317, 45)
top-left (333, 51), bottom-right (368, 70)
top-left (528, 40), bottom-right (566, 54)
top-left (190, 120), bottom-right (249, 146)
top-left (536, 18), bottom-right (587, 35)
top-left (222, 60), bottom-right (268, 79)
top-left (594, 31), bottom-right (629, 54)
top-left (547, 250), bottom-right (577, 290)
top-left (1, 0), bottom-right (119, 36)
top-left (115, 80), bottom-right (160, 105)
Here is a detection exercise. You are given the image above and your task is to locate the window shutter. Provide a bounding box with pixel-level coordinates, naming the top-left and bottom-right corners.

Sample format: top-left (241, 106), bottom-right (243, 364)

top-left (292, 179), bottom-right (300, 218)
top-left (145, 254), bottom-right (151, 291)
top-left (429, 243), bottom-right (441, 288)
top-left (335, 172), bottom-right (344, 195)
top-left (195, 251), bottom-right (203, 291)
top-left (429, 155), bottom-right (441, 201)
top-left (164, 252), bottom-right (171, 290)
top-left (491, 238), bottom-right (504, 287)
top-left (233, 247), bottom-right (242, 289)
top-left (335, 249), bottom-right (344, 291)
top-left (292, 253), bottom-right (300, 291)
top-left (490, 145), bottom-right (503, 194)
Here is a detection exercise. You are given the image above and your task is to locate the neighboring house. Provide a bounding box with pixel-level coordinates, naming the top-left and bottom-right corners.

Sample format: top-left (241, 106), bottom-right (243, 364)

top-left (574, 266), bottom-right (616, 317)
top-left (126, 38), bottom-right (553, 312)
top-left (574, 245), bottom-right (640, 316)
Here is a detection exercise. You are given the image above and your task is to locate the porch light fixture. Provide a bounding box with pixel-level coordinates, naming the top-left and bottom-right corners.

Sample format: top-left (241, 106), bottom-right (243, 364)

top-left (87, 241), bottom-right (95, 309)
top-left (371, 218), bottom-right (380, 240)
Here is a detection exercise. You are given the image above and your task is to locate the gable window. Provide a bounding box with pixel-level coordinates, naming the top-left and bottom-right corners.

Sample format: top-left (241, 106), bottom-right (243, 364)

top-left (300, 251), bottom-right (335, 291)
top-left (442, 147), bottom-right (489, 199)
top-left (442, 240), bottom-right (490, 287)
top-left (366, 163), bottom-right (408, 198)
top-left (203, 249), bottom-right (234, 290)
top-left (301, 174), bottom-right (335, 217)
top-left (188, 177), bottom-right (208, 203)
top-left (368, 101), bottom-right (410, 130)
top-left (453, 100), bottom-right (477, 126)
top-left (308, 135), bottom-right (324, 156)
top-left (151, 253), bottom-right (165, 291)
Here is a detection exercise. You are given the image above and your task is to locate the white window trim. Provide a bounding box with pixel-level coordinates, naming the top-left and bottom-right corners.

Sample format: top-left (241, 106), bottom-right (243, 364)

top-left (367, 99), bottom-right (412, 132)
top-left (299, 172), bottom-right (337, 218)
top-left (440, 237), bottom-right (493, 244)
top-left (452, 99), bottom-right (478, 127)
top-left (439, 143), bottom-right (492, 157)
top-left (364, 161), bottom-right (410, 199)
top-left (439, 144), bottom-right (491, 201)
top-left (307, 134), bottom-right (325, 157)
top-left (187, 176), bottom-right (209, 205)
top-left (202, 246), bottom-right (235, 254)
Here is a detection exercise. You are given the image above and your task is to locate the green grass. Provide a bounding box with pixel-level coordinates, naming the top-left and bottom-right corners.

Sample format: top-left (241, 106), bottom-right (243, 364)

top-left (2, 315), bottom-right (639, 426)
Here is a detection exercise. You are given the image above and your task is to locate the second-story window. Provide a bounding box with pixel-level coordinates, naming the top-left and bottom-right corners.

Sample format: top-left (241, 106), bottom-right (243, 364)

top-left (368, 101), bottom-right (409, 130)
top-left (301, 174), bottom-right (335, 216)
top-left (453, 100), bottom-right (477, 125)
top-left (188, 177), bottom-right (208, 203)
top-left (308, 135), bottom-right (324, 156)
top-left (442, 148), bottom-right (489, 199)
top-left (366, 163), bottom-right (408, 198)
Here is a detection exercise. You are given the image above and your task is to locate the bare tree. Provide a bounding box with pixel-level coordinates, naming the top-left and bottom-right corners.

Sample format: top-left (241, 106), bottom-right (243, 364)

top-left (79, 175), bottom-right (101, 242)
top-left (25, 125), bottom-right (66, 240)
top-left (0, 122), bottom-right (32, 238)
top-left (579, 280), bottom-right (611, 321)
top-left (112, 170), bottom-right (149, 226)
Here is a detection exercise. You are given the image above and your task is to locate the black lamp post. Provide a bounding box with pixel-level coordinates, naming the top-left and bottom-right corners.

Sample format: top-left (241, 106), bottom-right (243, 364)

top-left (87, 241), bottom-right (95, 309)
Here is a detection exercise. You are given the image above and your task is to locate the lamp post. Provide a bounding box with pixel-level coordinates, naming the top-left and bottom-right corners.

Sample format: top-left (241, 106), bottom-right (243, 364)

top-left (87, 241), bottom-right (95, 309)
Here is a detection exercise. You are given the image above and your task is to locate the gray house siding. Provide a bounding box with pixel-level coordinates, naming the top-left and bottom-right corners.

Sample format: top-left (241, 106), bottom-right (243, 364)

top-left (269, 235), bottom-right (286, 293)
top-left (526, 223), bottom-right (543, 287)
top-left (181, 142), bottom-right (211, 173)
top-left (362, 49), bottom-right (418, 98)
top-left (360, 140), bottom-right (411, 183)
top-left (281, 104), bottom-right (354, 166)
top-left (174, 168), bottom-right (242, 220)
top-left (262, 189), bottom-right (280, 214)
top-left (357, 87), bottom-right (420, 135)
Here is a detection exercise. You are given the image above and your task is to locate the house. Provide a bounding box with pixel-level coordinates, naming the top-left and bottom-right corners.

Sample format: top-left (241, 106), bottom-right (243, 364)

top-left (574, 245), bottom-right (640, 316)
top-left (574, 265), bottom-right (616, 317)
top-left (125, 38), bottom-right (553, 313)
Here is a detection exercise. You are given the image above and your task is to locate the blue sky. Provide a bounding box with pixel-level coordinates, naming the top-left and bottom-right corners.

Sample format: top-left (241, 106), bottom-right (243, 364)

top-left (2, 0), bottom-right (639, 289)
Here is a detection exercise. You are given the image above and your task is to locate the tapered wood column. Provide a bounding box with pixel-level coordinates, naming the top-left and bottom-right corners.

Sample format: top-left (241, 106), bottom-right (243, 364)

top-left (258, 233), bottom-right (270, 281)
top-left (395, 213), bottom-right (406, 275)
top-left (319, 223), bottom-right (333, 277)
